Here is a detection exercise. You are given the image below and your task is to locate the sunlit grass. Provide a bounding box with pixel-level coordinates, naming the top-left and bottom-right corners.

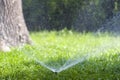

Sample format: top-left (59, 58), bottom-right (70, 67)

top-left (0, 30), bottom-right (120, 79)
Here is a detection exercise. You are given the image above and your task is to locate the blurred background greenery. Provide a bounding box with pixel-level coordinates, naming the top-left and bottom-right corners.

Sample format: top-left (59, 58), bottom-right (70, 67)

top-left (22, 0), bottom-right (120, 32)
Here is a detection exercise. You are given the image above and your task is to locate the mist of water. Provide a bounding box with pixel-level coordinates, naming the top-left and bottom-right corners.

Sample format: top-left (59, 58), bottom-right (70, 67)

top-left (22, 0), bottom-right (120, 73)
top-left (21, 39), bottom-right (120, 73)
top-left (98, 11), bottom-right (120, 34)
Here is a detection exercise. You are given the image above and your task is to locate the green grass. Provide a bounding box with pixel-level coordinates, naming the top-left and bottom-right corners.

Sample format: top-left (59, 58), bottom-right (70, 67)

top-left (0, 30), bottom-right (120, 80)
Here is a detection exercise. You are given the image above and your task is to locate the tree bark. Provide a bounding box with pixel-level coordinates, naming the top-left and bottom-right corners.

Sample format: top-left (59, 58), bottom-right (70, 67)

top-left (0, 0), bottom-right (32, 51)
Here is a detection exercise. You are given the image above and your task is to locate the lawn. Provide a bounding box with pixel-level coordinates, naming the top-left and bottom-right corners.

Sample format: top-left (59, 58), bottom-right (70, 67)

top-left (0, 30), bottom-right (120, 80)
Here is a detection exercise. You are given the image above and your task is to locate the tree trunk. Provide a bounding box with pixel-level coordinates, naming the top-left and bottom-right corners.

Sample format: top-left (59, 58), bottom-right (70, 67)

top-left (0, 0), bottom-right (32, 51)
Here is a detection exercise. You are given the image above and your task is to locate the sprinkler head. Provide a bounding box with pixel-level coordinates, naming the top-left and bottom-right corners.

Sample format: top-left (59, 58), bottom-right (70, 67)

top-left (54, 72), bottom-right (58, 75)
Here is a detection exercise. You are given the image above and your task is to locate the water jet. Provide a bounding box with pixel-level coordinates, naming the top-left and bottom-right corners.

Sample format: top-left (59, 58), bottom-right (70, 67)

top-left (21, 0), bottom-right (120, 73)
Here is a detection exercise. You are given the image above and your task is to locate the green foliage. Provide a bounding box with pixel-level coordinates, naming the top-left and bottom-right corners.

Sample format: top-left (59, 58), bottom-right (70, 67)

top-left (0, 31), bottom-right (120, 79)
top-left (22, 0), bottom-right (120, 31)
top-left (22, 0), bottom-right (85, 31)
top-left (47, 0), bottom-right (82, 30)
